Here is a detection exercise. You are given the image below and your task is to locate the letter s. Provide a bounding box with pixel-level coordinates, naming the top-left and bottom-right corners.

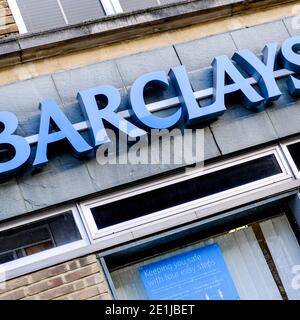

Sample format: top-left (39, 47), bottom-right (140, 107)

top-left (0, 112), bottom-right (30, 177)
top-left (280, 36), bottom-right (300, 96)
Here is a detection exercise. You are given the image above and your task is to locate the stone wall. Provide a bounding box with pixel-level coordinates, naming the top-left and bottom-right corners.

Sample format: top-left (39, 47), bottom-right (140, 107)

top-left (0, 254), bottom-right (112, 300)
top-left (0, 0), bottom-right (17, 37)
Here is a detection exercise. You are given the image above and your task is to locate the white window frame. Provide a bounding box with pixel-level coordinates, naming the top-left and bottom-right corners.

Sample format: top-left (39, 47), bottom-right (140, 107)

top-left (79, 145), bottom-right (294, 243)
top-left (102, 0), bottom-right (123, 14)
top-left (7, 0), bottom-right (116, 34)
top-left (280, 136), bottom-right (300, 179)
top-left (0, 204), bottom-right (90, 280)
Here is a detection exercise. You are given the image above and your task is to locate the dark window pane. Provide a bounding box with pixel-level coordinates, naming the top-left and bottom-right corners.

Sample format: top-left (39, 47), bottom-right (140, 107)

top-left (0, 212), bottom-right (81, 264)
top-left (288, 142), bottom-right (300, 171)
top-left (0, 225), bottom-right (52, 253)
top-left (49, 213), bottom-right (81, 245)
top-left (16, 0), bottom-right (66, 32)
top-left (92, 155), bottom-right (282, 229)
top-left (0, 252), bottom-right (16, 264)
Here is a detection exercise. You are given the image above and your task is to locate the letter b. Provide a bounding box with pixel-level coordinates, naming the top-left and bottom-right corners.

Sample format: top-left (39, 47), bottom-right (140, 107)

top-left (0, 112), bottom-right (30, 176)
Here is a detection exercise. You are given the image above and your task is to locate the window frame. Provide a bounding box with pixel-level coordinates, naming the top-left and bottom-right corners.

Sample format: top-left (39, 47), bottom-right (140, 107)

top-left (0, 204), bottom-right (90, 280)
top-left (0, 143), bottom-right (298, 282)
top-left (280, 136), bottom-right (300, 179)
top-left (8, 0), bottom-right (114, 34)
top-left (8, 0), bottom-right (169, 34)
top-left (99, 198), bottom-right (300, 300)
top-left (79, 145), bottom-right (294, 243)
top-left (102, 0), bottom-right (122, 14)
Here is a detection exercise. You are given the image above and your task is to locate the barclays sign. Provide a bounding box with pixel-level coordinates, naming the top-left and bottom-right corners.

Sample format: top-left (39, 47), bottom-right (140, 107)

top-left (0, 36), bottom-right (300, 177)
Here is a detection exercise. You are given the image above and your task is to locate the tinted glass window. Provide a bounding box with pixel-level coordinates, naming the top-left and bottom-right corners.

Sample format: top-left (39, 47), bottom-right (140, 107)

top-left (92, 155), bottom-right (282, 229)
top-left (287, 142), bottom-right (300, 171)
top-left (0, 212), bottom-right (81, 264)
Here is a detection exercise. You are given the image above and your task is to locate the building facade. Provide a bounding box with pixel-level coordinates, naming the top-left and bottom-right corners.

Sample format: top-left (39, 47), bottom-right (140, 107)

top-left (0, 0), bottom-right (300, 300)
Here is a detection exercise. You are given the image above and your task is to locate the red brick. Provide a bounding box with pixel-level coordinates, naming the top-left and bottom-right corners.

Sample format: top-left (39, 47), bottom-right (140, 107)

top-left (78, 255), bottom-right (97, 267)
top-left (73, 279), bottom-right (86, 291)
top-left (0, 276), bottom-right (29, 294)
top-left (64, 264), bottom-right (99, 283)
top-left (99, 292), bottom-right (112, 300)
top-left (0, 23), bottom-right (17, 36)
top-left (27, 277), bottom-right (64, 295)
top-left (67, 260), bottom-right (80, 271)
top-left (0, 288), bottom-right (26, 300)
top-left (84, 273), bottom-right (103, 287)
top-left (38, 284), bottom-right (74, 300)
top-left (68, 286), bottom-right (100, 300)
top-left (30, 263), bottom-right (69, 283)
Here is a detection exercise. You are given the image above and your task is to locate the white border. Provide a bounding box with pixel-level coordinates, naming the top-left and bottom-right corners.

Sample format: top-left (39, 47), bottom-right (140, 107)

top-left (280, 136), bottom-right (300, 179)
top-left (7, 0), bottom-right (27, 34)
top-left (100, 0), bottom-right (119, 15)
top-left (0, 205), bottom-right (90, 280)
top-left (79, 145), bottom-right (294, 242)
top-left (109, 0), bottom-right (123, 14)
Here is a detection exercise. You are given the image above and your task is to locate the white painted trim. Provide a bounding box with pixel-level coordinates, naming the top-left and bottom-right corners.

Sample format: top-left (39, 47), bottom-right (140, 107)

top-left (0, 205), bottom-right (91, 280)
top-left (79, 145), bottom-right (294, 241)
top-left (3, 240), bottom-right (87, 280)
top-left (280, 136), bottom-right (300, 179)
top-left (0, 204), bottom-right (75, 232)
top-left (0, 143), bottom-right (298, 281)
top-left (6, 179), bottom-right (299, 281)
top-left (24, 68), bottom-right (295, 146)
top-left (7, 0), bottom-right (27, 34)
top-left (109, 0), bottom-right (123, 14)
top-left (101, 0), bottom-right (117, 15)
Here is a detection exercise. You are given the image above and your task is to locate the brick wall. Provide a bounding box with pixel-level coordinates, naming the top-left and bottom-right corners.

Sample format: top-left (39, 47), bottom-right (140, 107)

top-left (0, 255), bottom-right (112, 300)
top-left (0, 0), bottom-right (18, 37)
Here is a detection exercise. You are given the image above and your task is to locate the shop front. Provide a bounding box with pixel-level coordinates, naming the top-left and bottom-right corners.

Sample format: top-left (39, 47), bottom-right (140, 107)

top-left (0, 0), bottom-right (300, 300)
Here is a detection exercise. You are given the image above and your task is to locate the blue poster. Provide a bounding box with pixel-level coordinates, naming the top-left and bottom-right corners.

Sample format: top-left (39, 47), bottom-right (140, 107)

top-left (139, 243), bottom-right (240, 300)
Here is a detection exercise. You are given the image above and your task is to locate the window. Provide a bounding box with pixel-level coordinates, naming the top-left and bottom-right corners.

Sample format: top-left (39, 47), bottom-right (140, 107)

top-left (9, 0), bottom-right (184, 33)
top-left (0, 212), bottom-right (80, 264)
top-left (80, 146), bottom-right (293, 242)
top-left (0, 143), bottom-right (298, 283)
top-left (91, 155), bottom-right (282, 230)
top-left (8, 0), bottom-right (106, 33)
top-left (102, 209), bottom-right (300, 300)
top-left (281, 137), bottom-right (300, 179)
top-left (0, 206), bottom-right (89, 280)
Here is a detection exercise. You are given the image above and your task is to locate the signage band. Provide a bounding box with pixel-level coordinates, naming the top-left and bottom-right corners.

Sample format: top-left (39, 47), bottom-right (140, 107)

top-left (0, 36), bottom-right (300, 177)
